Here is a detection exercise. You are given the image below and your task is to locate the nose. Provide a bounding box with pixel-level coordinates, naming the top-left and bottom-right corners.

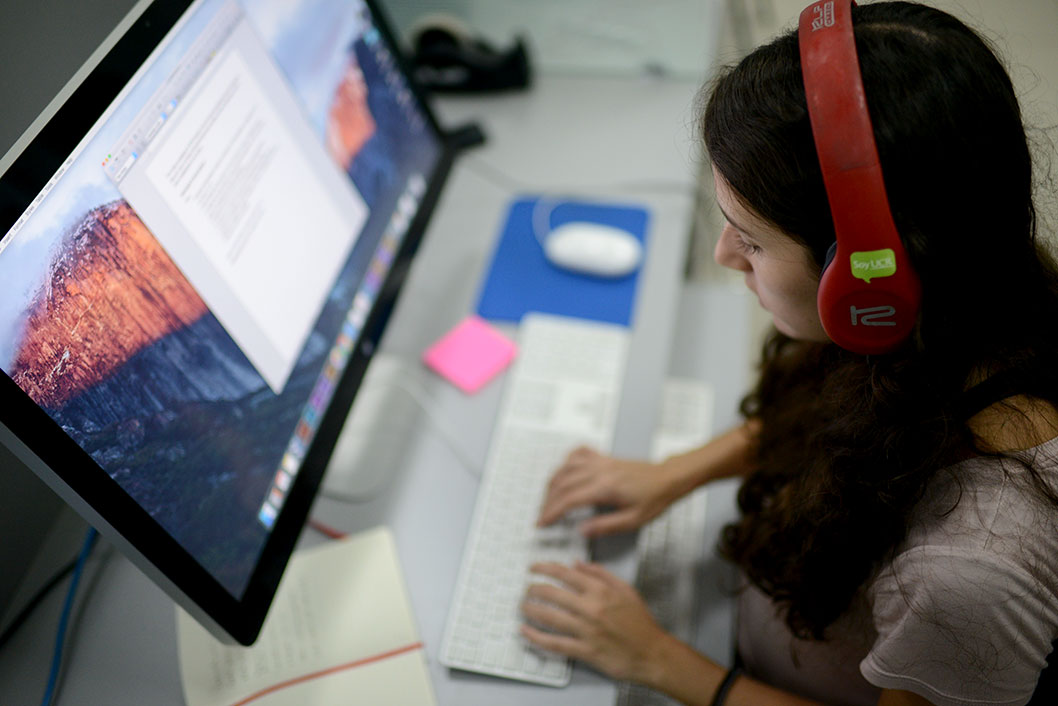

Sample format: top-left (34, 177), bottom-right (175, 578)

top-left (714, 222), bottom-right (751, 272)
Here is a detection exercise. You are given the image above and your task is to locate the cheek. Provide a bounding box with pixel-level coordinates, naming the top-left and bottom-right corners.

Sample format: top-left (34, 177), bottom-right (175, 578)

top-left (757, 265), bottom-right (821, 322)
top-left (756, 264), bottom-right (802, 299)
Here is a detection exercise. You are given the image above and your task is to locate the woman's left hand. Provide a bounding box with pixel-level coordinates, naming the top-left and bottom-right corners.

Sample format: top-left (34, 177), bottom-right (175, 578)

top-left (520, 561), bottom-right (667, 683)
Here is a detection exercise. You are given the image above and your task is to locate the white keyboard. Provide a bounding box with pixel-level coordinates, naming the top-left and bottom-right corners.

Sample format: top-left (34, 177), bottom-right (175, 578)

top-left (619, 378), bottom-right (714, 706)
top-left (441, 313), bottom-right (630, 686)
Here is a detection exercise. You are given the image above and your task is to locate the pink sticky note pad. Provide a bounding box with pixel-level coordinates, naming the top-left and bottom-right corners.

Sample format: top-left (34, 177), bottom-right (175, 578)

top-left (422, 316), bottom-right (517, 394)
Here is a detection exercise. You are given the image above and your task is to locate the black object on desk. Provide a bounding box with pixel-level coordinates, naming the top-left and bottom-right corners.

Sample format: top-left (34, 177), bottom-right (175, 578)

top-left (411, 19), bottom-right (531, 93)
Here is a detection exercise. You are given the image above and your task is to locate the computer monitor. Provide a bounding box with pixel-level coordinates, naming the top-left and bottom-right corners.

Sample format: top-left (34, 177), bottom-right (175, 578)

top-left (0, 0), bottom-right (468, 645)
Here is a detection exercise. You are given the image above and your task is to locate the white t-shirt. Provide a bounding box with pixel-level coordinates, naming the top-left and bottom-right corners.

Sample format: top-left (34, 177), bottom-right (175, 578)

top-left (736, 436), bottom-right (1058, 706)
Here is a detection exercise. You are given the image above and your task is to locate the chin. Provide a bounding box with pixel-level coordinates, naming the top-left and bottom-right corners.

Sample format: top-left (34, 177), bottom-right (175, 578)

top-left (773, 318), bottom-right (827, 342)
top-left (772, 317), bottom-right (798, 338)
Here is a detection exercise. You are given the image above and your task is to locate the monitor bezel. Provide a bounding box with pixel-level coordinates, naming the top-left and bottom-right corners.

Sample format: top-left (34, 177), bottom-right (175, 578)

top-left (0, 0), bottom-right (462, 645)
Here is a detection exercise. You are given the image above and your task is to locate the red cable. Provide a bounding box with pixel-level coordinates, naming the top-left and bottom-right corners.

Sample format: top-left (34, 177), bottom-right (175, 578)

top-left (229, 641), bottom-right (425, 706)
top-left (307, 518), bottom-right (347, 539)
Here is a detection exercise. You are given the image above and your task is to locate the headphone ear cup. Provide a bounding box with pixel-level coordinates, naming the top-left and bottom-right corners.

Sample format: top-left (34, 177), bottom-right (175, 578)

top-left (821, 241), bottom-right (838, 275)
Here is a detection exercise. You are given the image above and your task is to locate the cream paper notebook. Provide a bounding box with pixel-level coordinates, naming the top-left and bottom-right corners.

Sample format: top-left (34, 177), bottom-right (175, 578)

top-left (176, 527), bottom-right (435, 706)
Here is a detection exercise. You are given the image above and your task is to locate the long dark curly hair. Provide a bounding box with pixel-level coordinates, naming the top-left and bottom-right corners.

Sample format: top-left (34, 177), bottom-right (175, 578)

top-left (703, 1), bottom-right (1058, 640)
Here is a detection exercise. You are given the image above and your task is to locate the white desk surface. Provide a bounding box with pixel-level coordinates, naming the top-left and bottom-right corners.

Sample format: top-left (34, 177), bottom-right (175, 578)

top-left (0, 72), bottom-right (754, 706)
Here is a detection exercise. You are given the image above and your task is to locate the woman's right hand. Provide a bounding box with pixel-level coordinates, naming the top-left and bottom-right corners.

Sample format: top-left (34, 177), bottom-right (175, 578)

top-left (536, 447), bottom-right (685, 537)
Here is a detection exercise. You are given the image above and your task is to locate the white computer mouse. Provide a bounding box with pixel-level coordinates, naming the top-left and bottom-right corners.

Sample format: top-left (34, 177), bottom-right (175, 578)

top-left (542, 222), bottom-right (643, 278)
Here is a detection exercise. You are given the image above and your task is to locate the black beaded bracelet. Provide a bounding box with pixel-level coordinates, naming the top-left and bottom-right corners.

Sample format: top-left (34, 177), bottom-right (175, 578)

top-left (709, 665), bottom-right (743, 706)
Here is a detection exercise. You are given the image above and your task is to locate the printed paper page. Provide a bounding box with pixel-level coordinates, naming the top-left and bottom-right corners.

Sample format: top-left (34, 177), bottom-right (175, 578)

top-left (176, 527), bottom-right (435, 706)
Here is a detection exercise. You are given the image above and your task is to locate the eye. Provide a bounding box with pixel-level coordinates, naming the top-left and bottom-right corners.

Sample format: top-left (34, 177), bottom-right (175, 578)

top-left (733, 232), bottom-right (762, 255)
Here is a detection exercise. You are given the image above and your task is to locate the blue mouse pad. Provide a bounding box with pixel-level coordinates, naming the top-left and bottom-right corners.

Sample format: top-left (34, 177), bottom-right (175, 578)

top-left (475, 197), bottom-right (650, 327)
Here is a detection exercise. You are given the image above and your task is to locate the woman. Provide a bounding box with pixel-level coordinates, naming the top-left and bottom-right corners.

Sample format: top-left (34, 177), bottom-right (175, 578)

top-left (520, 2), bottom-right (1058, 705)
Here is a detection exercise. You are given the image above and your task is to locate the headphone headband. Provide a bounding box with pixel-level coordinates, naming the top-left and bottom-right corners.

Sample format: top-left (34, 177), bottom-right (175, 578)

top-left (799, 0), bottom-right (921, 354)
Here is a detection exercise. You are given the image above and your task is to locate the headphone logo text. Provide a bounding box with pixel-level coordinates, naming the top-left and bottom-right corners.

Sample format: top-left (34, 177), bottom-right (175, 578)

top-left (850, 249), bottom-right (897, 283)
top-left (849, 305), bottom-right (897, 327)
top-left (812, 1), bottom-right (836, 31)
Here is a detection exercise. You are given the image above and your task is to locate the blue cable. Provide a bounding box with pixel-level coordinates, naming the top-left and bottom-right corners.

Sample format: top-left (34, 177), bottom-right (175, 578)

top-left (40, 527), bottom-right (98, 706)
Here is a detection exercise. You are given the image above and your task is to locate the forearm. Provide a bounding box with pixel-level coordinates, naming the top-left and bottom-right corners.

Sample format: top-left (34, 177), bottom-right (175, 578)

top-left (641, 633), bottom-right (821, 706)
top-left (659, 418), bottom-right (760, 496)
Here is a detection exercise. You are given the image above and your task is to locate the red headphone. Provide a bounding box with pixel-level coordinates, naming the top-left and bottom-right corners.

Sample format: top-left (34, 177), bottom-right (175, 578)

top-left (799, 0), bottom-right (921, 354)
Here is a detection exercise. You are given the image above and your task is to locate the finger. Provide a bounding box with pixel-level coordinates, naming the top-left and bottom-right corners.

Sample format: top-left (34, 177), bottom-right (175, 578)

top-left (554, 446), bottom-right (598, 475)
top-left (540, 464), bottom-right (593, 510)
top-left (565, 445), bottom-right (598, 463)
top-left (537, 484), bottom-right (605, 527)
top-left (521, 598), bottom-right (584, 636)
top-left (537, 474), bottom-right (617, 525)
top-left (520, 624), bottom-right (589, 661)
top-left (579, 508), bottom-right (640, 537)
top-left (530, 561), bottom-right (595, 593)
top-left (541, 465), bottom-right (593, 502)
top-left (543, 458), bottom-right (601, 501)
top-left (544, 468), bottom-right (592, 499)
top-left (524, 581), bottom-right (585, 613)
top-left (541, 447), bottom-right (607, 501)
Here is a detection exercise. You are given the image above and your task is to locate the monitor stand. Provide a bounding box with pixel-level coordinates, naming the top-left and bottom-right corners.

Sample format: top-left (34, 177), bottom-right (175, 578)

top-left (321, 354), bottom-right (420, 501)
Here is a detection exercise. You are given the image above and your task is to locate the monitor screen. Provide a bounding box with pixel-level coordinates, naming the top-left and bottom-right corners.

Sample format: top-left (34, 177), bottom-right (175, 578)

top-left (0, 0), bottom-right (456, 644)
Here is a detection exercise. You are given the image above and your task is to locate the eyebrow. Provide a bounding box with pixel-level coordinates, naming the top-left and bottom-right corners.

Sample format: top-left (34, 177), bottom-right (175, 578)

top-left (716, 203), bottom-right (755, 237)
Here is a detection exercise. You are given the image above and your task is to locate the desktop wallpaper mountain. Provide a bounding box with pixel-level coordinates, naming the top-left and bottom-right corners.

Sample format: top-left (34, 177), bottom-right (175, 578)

top-left (10, 200), bottom-right (209, 409)
top-left (7, 199), bottom-right (293, 597)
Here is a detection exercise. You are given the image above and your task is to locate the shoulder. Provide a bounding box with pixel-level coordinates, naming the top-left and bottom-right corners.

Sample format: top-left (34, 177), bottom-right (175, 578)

top-left (969, 395), bottom-right (1058, 453)
top-left (899, 397), bottom-right (1058, 564)
top-left (864, 544), bottom-right (1058, 705)
top-left (860, 435), bottom-right (1058, 704)
top-left (901, 431), bottom-right (1058, 556)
